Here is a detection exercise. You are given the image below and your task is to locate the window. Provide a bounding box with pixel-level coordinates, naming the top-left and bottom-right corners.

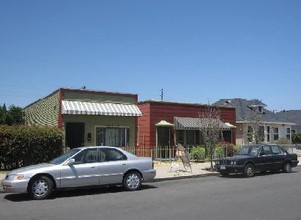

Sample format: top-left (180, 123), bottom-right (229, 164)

top-left (96, 127), bottom-right (129, 147)
top-left (271, 146), bottom-right (284, 155)
top-left (99, 148), bottom-right (127, 162)
top-left (262, 146), bottom-right (272, 155)
top-left (273, 127), bottom-right (279, 141)
top-left (73, 148), bottom-right (98, 164)
top-left (247, 126), bottom-right (253, 143)
top-left (267, 126), bottom-right (270, 142)
top-left (286, 127), bottom-right (291, 140)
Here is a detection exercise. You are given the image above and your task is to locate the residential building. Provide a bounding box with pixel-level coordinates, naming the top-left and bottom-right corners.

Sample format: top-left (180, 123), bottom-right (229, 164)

top-left (137, 100), bottom-right (236, 150)
top-left (214, 98), bottom-right (295, 145)
top-left (276, 110), bottom-right (301, 134)
top-left (24, 88), bottom-right (141, 148)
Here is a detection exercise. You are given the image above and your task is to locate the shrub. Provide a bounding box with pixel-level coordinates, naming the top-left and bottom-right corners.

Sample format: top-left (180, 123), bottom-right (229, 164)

top-left (292, 133), bottom-right (301, 144)
top-left (191, 146), bottom-right (206, 162)
top-left (0, 125), bottom-right (63, 170)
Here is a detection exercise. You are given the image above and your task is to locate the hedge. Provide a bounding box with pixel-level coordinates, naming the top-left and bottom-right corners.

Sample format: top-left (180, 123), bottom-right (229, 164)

top-left (0, 125), bottom-right (63, 170)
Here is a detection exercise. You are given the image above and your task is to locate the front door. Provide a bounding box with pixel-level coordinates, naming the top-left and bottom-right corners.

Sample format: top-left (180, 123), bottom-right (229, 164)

top-left (66, 122), bottom-right (85, 148)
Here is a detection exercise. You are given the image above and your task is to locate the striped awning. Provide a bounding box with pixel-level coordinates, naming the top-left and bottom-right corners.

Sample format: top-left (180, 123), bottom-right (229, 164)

top-left (61, 100), bottom-right (142, 116)
top-left (174, 117), bottom-right (233, 130)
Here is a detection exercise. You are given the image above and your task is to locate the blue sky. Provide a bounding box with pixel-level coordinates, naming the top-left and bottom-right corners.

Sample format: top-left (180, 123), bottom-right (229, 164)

top-left (1, 0), bottom-right (300, 111)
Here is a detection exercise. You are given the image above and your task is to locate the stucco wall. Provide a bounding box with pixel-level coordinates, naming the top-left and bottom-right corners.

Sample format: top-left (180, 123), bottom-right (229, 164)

top-left (63, 115), bottom-right (137, 146)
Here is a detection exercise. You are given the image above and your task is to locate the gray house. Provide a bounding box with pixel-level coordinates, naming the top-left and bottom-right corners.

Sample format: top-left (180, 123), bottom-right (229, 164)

top-left (214, 98), bottom-right (295, 145)
top-left (276, 110), bottom-right (301, 134)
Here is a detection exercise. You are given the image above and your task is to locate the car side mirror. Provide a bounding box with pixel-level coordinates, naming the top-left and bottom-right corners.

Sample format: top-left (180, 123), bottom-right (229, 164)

top-left (66, 158), bottom-right (75, 166)
top-left (260, 152), bottom-right (265, 156)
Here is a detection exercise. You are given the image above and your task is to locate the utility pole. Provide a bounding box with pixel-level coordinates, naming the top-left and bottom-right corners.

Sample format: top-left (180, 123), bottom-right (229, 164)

top-left (160, 89), bottom-right (164, 101)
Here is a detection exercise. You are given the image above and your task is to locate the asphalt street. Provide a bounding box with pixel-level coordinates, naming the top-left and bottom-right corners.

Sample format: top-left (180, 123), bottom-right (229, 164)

top-left (1, 167), bottom-right (301, 220)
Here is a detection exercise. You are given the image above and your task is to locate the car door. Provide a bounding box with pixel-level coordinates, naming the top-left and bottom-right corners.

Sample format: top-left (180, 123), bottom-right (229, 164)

top-left (60, 148), bottom-right (100, 188)
top-left (257, 146), bottom-right (274, 171)
top-left (98, 148), bottom-right (128, 185)
top-left (271, 145), bottom-right (286, 170)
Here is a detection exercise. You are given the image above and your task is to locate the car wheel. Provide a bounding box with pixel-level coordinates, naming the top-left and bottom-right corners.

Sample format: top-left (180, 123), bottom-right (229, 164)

top-left (244, 164), bottom-right (255, 177)
top-left (29, 175), bottom-right (53, 200)
top-left (283, 162), bottom-right (292, 173)
top-left (123, 171), bottom-right (142, 191)
top-left (220, 172), bottom-right (229, 177)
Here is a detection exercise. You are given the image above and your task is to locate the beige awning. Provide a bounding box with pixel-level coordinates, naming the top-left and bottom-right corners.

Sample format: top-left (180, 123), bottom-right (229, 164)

top-left (61, 100), bottom-right (142, 116)
top-left (225, 122), bottom-right (236, 128)
top-left (155, 120), bottom-right (174, 127)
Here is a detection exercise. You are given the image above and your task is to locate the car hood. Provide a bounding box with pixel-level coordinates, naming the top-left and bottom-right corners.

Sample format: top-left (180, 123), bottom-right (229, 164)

top-left (8, 163), bottom-right (55, 175)
top-left (222, 155), bottom-right (252, 160)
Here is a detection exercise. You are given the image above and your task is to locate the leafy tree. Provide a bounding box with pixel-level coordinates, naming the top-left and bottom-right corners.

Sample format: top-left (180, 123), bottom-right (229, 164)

top-left (0, 104), bottom-right (24, 125)
top-left (198, 107), bottom-right (224, 169)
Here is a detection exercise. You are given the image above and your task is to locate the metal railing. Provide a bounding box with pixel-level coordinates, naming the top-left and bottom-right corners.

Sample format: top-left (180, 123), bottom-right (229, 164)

top-left (123, 144), bottom-right (301, 161)
top-left (122, 145), bottom-right (231, 161)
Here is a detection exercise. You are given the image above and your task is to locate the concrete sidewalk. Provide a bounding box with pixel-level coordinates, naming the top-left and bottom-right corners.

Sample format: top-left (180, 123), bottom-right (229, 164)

top-left (153, 161), bottom-right (217, 180)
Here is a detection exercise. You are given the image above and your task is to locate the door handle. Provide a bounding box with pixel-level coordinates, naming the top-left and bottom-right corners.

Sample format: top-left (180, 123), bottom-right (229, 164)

top-left (122, 164), bottom-right (127, 166)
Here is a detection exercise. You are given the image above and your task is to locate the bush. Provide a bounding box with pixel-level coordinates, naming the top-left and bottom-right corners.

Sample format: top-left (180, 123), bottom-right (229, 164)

top-left (215, 146), bottom-right (224, 158)
top-left (191, 146), bottom-right (206, 162)
top-left (0, 125), bottom-right (63, 170)
top-left (292, 133), bottom-right (301, 144)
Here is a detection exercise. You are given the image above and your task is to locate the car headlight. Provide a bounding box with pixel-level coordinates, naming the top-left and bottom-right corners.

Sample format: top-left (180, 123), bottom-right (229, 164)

top-left (6, 174), bottom-right (25, 180)
top-left (215, 160), bottom-right (219, 165)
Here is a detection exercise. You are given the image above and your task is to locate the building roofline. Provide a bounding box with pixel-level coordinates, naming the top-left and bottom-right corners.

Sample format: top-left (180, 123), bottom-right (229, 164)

top-left (24, 87), bottom-right (139, 109)
top-left (139, 99), bottom-right (235, 109)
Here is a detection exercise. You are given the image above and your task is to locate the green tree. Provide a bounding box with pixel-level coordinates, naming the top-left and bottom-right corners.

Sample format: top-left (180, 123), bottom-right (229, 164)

top-left (0, 104), bottom-right (24, 125)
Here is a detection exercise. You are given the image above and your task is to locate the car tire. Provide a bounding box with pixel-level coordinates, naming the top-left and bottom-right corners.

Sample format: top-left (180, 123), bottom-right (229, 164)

top-left (244, 164), bottom-right (255, 177)
top-left (220, 172), bottom-right (229, 177)
top-left (29, 175), bottom-right (53, 200)
top-left (123, 171), bottom-right (142, 191)
top-left (283, 162), bottom-right (292, 173)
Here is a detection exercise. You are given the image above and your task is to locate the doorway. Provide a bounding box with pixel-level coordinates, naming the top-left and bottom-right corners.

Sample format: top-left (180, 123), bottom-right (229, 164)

top-left (66, 122), bottom-right (85, 148)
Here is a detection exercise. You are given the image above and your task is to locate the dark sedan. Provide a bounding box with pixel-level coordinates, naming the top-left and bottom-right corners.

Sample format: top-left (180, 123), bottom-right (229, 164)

top-left (215, 144), bottom-right (299, 177)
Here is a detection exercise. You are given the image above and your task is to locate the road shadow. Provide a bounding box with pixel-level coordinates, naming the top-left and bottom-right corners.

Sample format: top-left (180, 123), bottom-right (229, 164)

top-left (218, 170), bottom-right (298, 178)
top-left (3, 184), bottom-right (157, 202)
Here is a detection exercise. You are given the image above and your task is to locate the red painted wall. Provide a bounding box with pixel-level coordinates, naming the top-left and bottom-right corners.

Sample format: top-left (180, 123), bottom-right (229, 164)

top-left (138, 101), bottom-right (236, 147)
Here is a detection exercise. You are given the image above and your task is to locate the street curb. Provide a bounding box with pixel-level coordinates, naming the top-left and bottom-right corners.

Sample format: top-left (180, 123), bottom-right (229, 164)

top-left (147, 172), bottom-right (220, 183)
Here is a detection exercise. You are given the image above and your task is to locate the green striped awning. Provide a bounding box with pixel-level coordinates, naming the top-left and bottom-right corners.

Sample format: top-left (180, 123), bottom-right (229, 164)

top-left (174, 117), bottom-right (234, 130)
top-left (61, 100), bottom-right (142, 116)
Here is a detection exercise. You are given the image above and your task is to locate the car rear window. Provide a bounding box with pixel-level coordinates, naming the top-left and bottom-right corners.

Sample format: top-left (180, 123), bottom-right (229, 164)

top-left (271, 146), bottom-right (284, 155)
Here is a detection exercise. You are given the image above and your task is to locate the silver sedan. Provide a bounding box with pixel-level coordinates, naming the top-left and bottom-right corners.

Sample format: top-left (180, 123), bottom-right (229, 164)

top-left (1, 146), bottom-right (156, 199)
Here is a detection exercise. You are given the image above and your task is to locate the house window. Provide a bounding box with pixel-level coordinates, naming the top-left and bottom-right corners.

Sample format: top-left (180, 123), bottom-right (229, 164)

top-left (186, 130), bottom-right (200, 146)
top-left (267, 126), bottom-right (270, 142)
top-left (273, 127), bottom-right (279, 141)
top-left (96, 127), bottom-right (129, 147)
top-left (286, 127), bottom-right (291, 140)
top-left (259, 126), bottom-right (265, 142)
top-left (247, 126), bottom-right (253, 143)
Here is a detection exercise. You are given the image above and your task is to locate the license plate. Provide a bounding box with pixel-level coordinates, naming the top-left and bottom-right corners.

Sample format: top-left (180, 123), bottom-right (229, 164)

top-left (220, 165), bottom-right (226, 170)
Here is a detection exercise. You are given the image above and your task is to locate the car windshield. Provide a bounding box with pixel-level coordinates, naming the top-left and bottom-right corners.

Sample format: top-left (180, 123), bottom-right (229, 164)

top-left (235, 146), bottom-right (260, 156)
top-left (50, 148), bottom-right (81, 165)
